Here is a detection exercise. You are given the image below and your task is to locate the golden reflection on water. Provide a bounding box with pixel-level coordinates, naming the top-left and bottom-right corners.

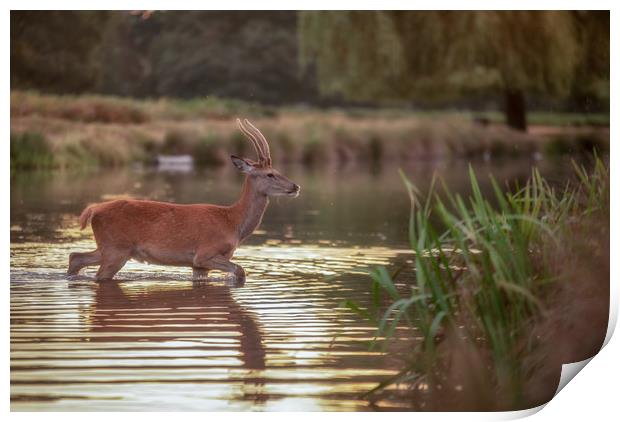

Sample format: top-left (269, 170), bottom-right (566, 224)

top-left (11, 237), bottom-right (413, 411)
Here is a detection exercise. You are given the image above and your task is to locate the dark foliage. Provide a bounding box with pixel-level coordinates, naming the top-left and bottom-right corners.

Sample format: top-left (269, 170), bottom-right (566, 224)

top-left (12, 11), bottom-right (320, 105)
top-left (11, 11), bottom-right (110, 93)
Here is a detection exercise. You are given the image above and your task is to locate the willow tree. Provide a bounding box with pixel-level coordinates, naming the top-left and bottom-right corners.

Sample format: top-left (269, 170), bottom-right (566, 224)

top-left (299, 11), bottom-right (609, 131)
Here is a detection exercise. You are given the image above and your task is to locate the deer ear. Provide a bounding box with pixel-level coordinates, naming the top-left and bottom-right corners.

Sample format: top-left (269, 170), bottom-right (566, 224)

top-left (231, 155), bottom-right (255, 173)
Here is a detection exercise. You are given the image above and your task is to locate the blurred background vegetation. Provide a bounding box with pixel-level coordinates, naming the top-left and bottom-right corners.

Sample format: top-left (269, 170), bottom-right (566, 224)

top-left (300, 11), bottom-right (609, 130)
top-left (10, 11), bottom-right (609, 170)
top-left (11, 11), bottom-right (318, 103)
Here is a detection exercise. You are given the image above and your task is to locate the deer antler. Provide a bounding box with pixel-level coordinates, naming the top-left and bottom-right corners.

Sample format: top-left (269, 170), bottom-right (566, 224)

top-left (236, 118), bottom-right (267, 165)
top-left (243, 119), bottom-right (272, 166)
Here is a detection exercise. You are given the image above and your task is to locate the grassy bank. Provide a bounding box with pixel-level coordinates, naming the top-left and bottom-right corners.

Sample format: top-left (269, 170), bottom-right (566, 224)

top-left (346, 157), bottom-right (609, 410)
top-left (11, 91), bottom-right (609, 170)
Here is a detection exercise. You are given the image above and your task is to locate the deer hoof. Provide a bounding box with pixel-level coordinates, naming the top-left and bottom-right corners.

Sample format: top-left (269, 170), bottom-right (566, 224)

top-left (234, 267), bottom-right (246, 283)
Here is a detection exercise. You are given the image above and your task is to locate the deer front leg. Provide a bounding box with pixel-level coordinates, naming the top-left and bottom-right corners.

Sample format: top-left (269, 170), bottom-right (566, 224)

top-left (193, 253), bottom-right (246, 283)
top-left (192, 267), bottom-right (210, 280)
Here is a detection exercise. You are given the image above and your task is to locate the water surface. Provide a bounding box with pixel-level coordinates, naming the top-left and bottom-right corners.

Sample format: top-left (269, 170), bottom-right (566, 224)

top-left (10, 158), bottom-right (579, 411)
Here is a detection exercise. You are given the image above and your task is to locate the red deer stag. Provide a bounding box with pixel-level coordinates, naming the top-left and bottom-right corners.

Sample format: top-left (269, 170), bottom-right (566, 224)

top-left (67, 119), bottom-right (300, 282)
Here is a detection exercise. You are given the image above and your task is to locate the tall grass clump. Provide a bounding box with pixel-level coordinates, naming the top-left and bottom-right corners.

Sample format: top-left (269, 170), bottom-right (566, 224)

top-left (346, 157), bottom-right (609, 410)
top-left (10, 132), bottom-right (55, 170)
top-left (192, 135), bottom-right (228, 167)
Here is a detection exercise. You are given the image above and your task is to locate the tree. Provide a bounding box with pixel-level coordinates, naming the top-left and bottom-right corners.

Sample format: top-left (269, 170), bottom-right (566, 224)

top-left (299, 11), bottom-right (609, 131)
top-left (99, 11), bottom-right (319, 104)
top-left (11, 11), bottom-right (109, 93)
top-left (569, 11), bottom-right (610, 112)
top-left (12, 11), bottom-right (320, 105)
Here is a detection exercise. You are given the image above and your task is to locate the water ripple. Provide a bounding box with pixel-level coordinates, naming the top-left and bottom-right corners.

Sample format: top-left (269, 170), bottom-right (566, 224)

top-left (11, 240), bottom-right (414, 411)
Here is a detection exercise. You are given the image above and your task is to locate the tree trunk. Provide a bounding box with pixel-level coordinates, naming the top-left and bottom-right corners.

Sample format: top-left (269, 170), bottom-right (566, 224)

top-left (504, 89), bottom-right (527, 131)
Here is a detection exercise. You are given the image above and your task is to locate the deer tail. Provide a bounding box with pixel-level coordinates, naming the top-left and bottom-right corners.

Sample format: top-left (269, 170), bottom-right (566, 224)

top-left (79, 205), bottom-right (97, 230)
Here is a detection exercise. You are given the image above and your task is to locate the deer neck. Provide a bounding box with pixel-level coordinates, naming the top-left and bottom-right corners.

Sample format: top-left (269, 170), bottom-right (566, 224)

top-left (232, 176), bottom-right (269, 241)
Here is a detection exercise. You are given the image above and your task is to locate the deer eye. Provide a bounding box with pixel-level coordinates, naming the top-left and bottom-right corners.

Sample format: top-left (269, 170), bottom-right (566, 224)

top-left (267, 173), bottom-right (275, 178)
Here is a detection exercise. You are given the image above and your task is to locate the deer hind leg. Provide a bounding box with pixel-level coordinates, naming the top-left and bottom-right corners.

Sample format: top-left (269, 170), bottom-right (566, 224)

top-left (193, 254), bottom-right (245, 283)
top-left (67, 249), bottom-right (102, 276)
top-left (96, 248), bottom-right (130, 281)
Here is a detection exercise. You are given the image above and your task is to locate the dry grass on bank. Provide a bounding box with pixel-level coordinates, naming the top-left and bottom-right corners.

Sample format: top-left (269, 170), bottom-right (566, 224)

top-left (10, 91), bottom-right (609, 170)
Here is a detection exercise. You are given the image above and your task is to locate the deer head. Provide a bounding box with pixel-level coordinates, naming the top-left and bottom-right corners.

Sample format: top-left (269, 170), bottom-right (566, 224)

top-left (232, 118), bottom-right (300, 198)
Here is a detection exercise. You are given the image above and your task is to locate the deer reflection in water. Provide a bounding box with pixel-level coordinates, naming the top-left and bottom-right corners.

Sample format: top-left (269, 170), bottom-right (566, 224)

top-left (88, 279), bottom-right (267, 401)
